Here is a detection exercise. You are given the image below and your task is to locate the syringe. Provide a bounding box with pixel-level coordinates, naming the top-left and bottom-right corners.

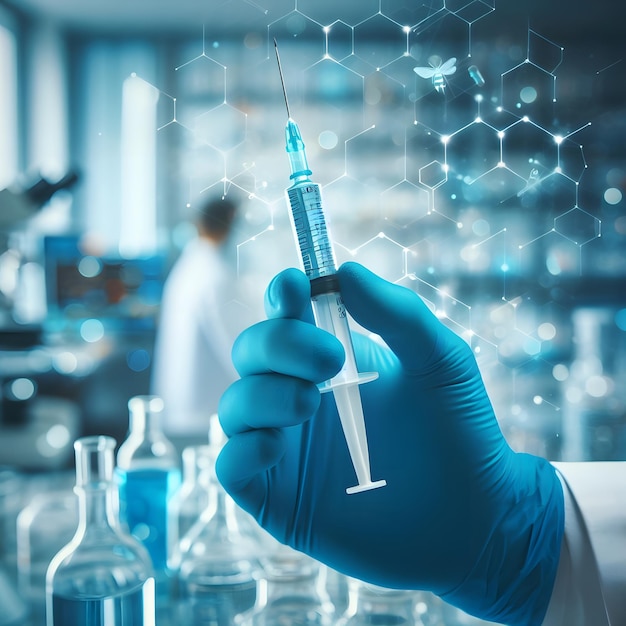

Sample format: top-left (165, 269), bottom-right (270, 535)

top-left (274, 39), bottom-right (386, 495)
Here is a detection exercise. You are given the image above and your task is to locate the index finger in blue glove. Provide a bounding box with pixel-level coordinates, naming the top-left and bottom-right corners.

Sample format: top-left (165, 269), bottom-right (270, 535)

top-left (264, 267), bottom-right (315, 324)
top-left (337, 261), bottom-right (464, 374)
top-left (232, 317), bottom-right (344, 381)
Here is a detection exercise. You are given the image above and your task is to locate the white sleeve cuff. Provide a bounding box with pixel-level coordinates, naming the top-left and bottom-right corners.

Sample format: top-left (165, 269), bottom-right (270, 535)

top-left (543, 462), bottom-right (626, 626)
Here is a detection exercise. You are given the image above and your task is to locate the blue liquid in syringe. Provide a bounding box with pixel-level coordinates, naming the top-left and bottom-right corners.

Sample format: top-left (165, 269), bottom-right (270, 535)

top-left (117, 468), bottom-right (181, 570)
top-left (51, 579), bottom-right (154, 626)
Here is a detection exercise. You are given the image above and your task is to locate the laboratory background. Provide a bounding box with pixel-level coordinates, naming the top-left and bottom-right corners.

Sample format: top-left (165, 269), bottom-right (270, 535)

top-left (0, 0), bottom-right (624, 624)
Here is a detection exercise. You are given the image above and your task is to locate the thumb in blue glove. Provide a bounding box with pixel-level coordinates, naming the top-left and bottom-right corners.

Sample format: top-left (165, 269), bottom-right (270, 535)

top-left (216, 262), bottom-right (564, 626)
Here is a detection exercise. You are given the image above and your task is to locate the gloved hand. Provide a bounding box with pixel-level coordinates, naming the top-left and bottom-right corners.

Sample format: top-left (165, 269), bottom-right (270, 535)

top-left (216, 262), bottom-right (564, 625)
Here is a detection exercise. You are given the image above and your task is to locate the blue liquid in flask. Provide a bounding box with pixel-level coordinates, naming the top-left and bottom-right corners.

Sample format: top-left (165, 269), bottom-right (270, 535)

top-left (52, 578), bottom-right (155, 626)
top-left (117, 468), bottom-right (181, 571)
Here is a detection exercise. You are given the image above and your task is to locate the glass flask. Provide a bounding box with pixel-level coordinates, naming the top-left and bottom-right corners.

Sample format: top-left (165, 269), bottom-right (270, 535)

top-left (0, 466), bottom-right (22, 576)
top-left (237, 543), bottom-right (335, 626)
top-left (17, 489), bottom-right (78, 621)
top-left (324, 566), bottom-right (350, 616)
top-left (116, 396), bottom-right (181, 578)
top-left (168, 444), bottom-right (213, 570)
top-left (174, 418), bottom-right (262, 624)
top-left (337, 579), bottom-right (425, 625)
top-left (45, 435), bottom-right (155, 626)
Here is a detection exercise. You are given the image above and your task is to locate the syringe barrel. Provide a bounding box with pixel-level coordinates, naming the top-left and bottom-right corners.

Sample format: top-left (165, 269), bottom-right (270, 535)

top-left (311, 289), bottom-right (360, 385)
top-left (286, 181), bottom-right (337, 281)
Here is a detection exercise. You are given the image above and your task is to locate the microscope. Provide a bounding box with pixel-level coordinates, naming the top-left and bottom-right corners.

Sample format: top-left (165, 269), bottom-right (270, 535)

top-left (0, 171), bottom-right (81, 470)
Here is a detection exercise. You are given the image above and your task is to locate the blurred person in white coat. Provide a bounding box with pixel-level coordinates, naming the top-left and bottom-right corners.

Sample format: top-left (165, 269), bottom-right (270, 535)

top-left (151, 194), bottom-right (252, 440)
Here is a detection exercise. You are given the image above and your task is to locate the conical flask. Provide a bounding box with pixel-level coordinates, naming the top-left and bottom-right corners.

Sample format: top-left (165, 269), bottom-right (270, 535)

top-left (337, 578), bottom-right (425, 625)
top-left (237, 542), bottom-right (335, 626)
top-left (168, 444), bottom-right (214, 571)
top-left (174, 417), bottom-right (262, 624)
top-left (45, 436), bottom-right (155, 626)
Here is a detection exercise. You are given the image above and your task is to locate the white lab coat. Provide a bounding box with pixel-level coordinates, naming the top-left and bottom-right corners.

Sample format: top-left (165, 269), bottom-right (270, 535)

top-left (544, 462), bottom-right (626, 625)
top-left (151, 237), bottom-right (255, 437)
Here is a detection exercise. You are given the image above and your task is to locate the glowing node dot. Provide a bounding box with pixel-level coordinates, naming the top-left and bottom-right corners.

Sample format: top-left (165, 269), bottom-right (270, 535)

top-left (552, 364), bottom-right (569, 381)
top-left (10, 378), bottom-right (35, 400)
top-left (604, 188), bottom-right (622, 205)
top-left (501, 263), bottom-right (509, 272)
top-left (377, 232), bottom-right (385, 238)
top-left (520, 86), bottom-right (537, 103)
top-left (498, 161), bottom-right (506, 168)
top-left (403, 25), bottom-right (411, 33)
top-left (78, 256), bottom-right (102, 278)
top-left (475, 94), bottom-right (484, 103)
top-left (522, 116), bottom-right (529, 122)
top-left (533, 395), bottom-right (543, 405)
top-left (554, 135), bottom-right (564, 144)
top-left (538, 322), bottom-right (557, 340)
top-left (80, 319), bottom-right (104, 343)
top-left (474, 116), bottom-right (482, 124)
top-left (586, 375), bottom-right (608, 398)
top-left (46, 424), bottom-right (70, 449)
top-left (457, 222), bottom-right (463, 229)
top-left (498, 131), bottom-right (505, 139)
top-left (319, 130), bottom-right (338, 150)
top-left (441, 135), bottom-right (450, 144)
top-left (451, 194), bottom-right (457, 200)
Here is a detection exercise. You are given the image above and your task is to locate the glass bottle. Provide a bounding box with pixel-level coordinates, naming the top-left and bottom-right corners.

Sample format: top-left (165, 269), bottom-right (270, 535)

top-left (237, 543), bottom-right (335, 626)
top-left (168, 444), bottom-right (213, 571)
top-left (17, 489), bottom-right (77, 621)
top-left (116, 396), bottom-right (181, 580)
top-left (337, 579), bottom-right (425, 625)
top-left (324, 566), bottom-right (350, 616)
top-left (45, 435), bottom-right (155, 626)
top-left (174, 418), bottom-right (262, 624)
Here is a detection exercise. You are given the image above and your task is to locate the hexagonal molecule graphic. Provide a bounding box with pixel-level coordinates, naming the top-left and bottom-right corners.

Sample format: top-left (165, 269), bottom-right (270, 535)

top-left (174, 52), bottom-right (226, 127)
top-left (348, 231), bottom-right (407, 283)
top-left (193, 103), bottom-right (247, 152)
top-left (500, 30), bottom-right (563, 127)
top-left (354, 13), bottom-right (409, 70)
top-left (554, 207), bottom-right (601, 246)
top-left (380, 179), bottom-right (430, 228)
top-left (381, 0), bottom-right (445, 27)
top-left (406, 123), bottom-right (446, 184)
top-left (268, 11), bottom-right (325, 69)
top-left (500, 116), bottom-right (558, 184)
top-left (297, 0), bottom-right (379, 27)
top-left (325, 20), bottom-right (353, 62)
top-left (419, 160), bottom-right (448, 189)
top-left (444, 119), bottom-right (501, 184)
top-left (345, 124), bottom-right (405, 191)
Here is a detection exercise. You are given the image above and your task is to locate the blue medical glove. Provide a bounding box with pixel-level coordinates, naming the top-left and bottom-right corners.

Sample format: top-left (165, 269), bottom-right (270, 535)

top-left (216, 262), bottom-right (564, 626)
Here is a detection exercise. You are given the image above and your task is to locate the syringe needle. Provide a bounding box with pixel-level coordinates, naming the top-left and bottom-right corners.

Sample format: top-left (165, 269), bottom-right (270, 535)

top-left (273, 38), bottom-right (291, 119)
